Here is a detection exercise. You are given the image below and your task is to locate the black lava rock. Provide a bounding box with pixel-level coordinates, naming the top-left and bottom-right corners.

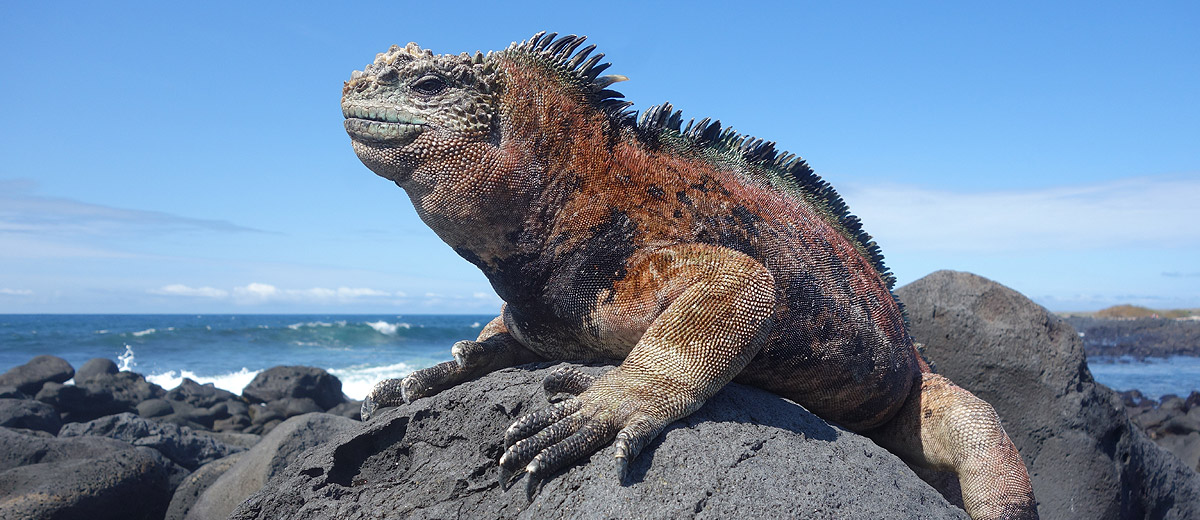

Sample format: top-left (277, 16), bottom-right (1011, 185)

top-left (229, 365), bottom-right (967, 520)
top-left (0, 355), bottom-right (75, 395)
top-left (241, 366), bottom-right (346, 410)
top-left (896, 270), bottom-right (1200, 519)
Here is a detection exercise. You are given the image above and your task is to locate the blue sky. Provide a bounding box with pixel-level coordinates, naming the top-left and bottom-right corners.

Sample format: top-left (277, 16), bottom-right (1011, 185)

top-left (1, 2), bottom-right (1197, 314)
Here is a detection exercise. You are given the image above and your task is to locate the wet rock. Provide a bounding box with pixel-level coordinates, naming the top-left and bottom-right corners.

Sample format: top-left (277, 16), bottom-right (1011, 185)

top-left (0, 355), bottom-right (74, 395)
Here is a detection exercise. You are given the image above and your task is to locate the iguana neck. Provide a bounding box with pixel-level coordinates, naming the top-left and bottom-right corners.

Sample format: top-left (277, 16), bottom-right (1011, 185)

top-left (401, 55), bottom-right (614, 282)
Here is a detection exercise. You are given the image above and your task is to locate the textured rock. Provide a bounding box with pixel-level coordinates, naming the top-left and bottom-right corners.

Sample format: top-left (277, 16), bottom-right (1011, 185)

top-left (167, 377), bottom-right (241, 409)
top-left (0, 354), bottom-right (74, 394)
top-left (0, 397), bottom-right (62, 434)
top-left (230, 364), bottom-right (966, 520)
top-left (896, 270), bottom-right (1200, 519)
top-left (166, 452), bottom-right (246, 520)
top-left (75, 357), bottom-right (119, 383)
top-left (186, 413), bottom-right (359, 520)
top-left (0, 426), bottom-right (183, 520)
top-left (242, 366), bottom-right (346, 410)
top-left (35, 380), bottom-right (128, 422)
top-left (58, 412), bottom-right (244, 470)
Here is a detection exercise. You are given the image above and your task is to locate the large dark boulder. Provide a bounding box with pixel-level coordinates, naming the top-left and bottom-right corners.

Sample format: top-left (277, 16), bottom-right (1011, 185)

top-left (0, 355), bottom-right (74, 394)
top-left (230, 364), bottom-right (967, 520)
top-left (896, 270), bottom-right (1200, 519)
top-left (35, 381), bottom-right (128, 422)
top-left (37, 371), bottom-right (168, 423)
top-left (58, 412), bottom-right (244, 470)
top-left (242, 366), bottom-right (346, 411)
top-left (0, 397), bottom-right (62, 434)
top-left (167, 377), bottom-right (241, 409)
top-left (187, 413), bottom-right (360, 520)
top-left (78, 371), bottom-right (167, 410)
top-left (165, 451), bottom-right (246, 520)
top-left (0, 426), bottom-right (184, 520)
top-left (75, 357), bottom-right (119, 383)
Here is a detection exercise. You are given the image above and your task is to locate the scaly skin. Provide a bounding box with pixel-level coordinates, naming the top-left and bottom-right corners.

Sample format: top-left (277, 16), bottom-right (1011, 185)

top-left (343, 32), bottom-right (1037, 519)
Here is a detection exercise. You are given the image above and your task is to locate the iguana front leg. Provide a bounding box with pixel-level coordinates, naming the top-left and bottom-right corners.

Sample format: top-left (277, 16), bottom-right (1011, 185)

top-left (361, 311), bottom-right (544, 420)
top-left (499, 245), bottom-right (776, 490)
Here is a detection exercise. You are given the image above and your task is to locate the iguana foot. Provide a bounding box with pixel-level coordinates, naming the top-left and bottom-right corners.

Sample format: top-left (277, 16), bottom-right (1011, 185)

top-left (361, 328), bottom-right (543, 420)
top-left (497, 365), bottom-right (685, 493)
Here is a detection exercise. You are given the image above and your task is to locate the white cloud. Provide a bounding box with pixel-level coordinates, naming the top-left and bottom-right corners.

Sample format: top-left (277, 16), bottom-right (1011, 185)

top-left (842, 174), bottom-right (1200, 253)
top-left (0, 179), bottom-right (261, 237)
top-left (151, 284), bottom-right (228, 298)
top-left (0, 288), bottom-right (33, 296)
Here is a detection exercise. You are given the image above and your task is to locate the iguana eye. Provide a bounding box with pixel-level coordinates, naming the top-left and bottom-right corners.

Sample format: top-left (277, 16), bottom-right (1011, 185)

top-left (411, 75), bottom-right (448, 95)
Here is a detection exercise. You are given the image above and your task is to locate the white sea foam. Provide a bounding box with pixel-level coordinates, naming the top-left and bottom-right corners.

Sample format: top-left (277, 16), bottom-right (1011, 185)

top-left (146, 367), bottom-right (261, 395)
top-left (131, 328), bottom-right (156, 337)
top-left (365, 321), bottom-right (411, 335)
top-left (117, 345), bottom-right (136, 371)
top-left (330, 362), bottom-right (415, 400)
top-left (286, 320), bottom-right (344, 330)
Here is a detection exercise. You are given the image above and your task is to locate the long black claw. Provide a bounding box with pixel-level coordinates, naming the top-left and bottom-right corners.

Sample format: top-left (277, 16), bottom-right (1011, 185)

top-left (616, 455), bottom-right (630, 484)
top-left (524, 463), bottom-right (542, 502)
top-left (360, 394), bottom-right (378, 421)
top-left (498, 465), bottom-right (518, 491)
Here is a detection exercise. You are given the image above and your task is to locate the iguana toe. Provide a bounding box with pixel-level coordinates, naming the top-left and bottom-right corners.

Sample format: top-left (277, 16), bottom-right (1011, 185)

top-left (360, 377), bottom-right (406, 421)
top-left (542, 366), bottom-right (597, 402)
top-left (503, 399), bottom-right (582, 447)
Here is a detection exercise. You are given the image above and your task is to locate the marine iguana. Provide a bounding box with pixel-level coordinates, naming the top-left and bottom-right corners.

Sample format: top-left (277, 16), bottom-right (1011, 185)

top-left (343, 32), bottom-right (1038, 519)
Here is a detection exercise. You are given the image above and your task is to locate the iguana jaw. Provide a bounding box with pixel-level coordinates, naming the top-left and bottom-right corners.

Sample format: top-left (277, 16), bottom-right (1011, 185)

top-left (342, 103), bottom-right (425, 146)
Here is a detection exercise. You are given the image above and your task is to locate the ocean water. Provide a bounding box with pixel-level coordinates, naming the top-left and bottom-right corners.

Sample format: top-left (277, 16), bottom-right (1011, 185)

top-left (2, 315), bottom-right (1197, 401)
top-left (0, 315), bottom-right (491, 400)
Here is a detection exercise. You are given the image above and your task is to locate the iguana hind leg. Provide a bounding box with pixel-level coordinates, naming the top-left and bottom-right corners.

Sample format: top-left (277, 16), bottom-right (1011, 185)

top-left (869, 372), bottom-right (1038, 520)
top-left (361, 312), bottom-right (543, 420)
top-left (498, 245), bottom-right (776, 491)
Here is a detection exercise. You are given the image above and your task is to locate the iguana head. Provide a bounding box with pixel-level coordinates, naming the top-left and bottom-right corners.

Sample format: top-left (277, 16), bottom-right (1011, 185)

top-left (341, 42), bottom-right (500, 183)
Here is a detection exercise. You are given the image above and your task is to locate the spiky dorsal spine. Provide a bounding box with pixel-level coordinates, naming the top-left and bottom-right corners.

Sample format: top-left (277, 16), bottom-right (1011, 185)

top-left (511, 32), bottom-right (895, 290)
top-left (507, 31), bottom-right (635, 120)
top-left (636, 102), bottom-right (896, 289)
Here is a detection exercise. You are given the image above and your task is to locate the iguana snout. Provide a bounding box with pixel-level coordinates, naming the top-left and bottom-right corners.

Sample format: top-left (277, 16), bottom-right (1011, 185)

top-left (341, 41), bottom-right (500, 182)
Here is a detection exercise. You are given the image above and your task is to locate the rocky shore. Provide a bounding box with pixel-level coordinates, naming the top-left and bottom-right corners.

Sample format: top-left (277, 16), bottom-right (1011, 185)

top-left (0, 359), bottom-right (361, 519)
top-left (2, 270), bottom-right (1199, 518)
top-left (1065, 315), bottom-right (1200, 358)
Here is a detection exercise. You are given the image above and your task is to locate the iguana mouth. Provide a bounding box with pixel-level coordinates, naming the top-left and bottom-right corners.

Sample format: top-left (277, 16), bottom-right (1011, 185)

top-left (342, 104), bottom-right (425, 145)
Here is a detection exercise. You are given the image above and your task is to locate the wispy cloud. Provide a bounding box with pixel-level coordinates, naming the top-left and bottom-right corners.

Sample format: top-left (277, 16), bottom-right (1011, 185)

top-left (0, 179), bottom-right (263, 258)
top-left (150, 284), bottom-right (229, 298)
top-left (1163, 272), bottom-right (1200, 278)
top-left (152, 282), bottom-right (412, 305)
top-left (842, 174), bottom-right (1200, 253)
top-left (0, 288), bottom-right (33, 296)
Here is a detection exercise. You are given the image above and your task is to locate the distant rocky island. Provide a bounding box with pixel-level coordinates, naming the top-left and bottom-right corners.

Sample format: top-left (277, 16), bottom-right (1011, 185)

top-left (1060, 305), bottom-right (1200, 358)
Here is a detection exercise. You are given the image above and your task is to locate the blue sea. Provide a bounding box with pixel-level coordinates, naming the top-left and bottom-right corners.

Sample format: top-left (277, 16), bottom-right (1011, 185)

top-left (2, 314), bottom-right (1197, 400)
